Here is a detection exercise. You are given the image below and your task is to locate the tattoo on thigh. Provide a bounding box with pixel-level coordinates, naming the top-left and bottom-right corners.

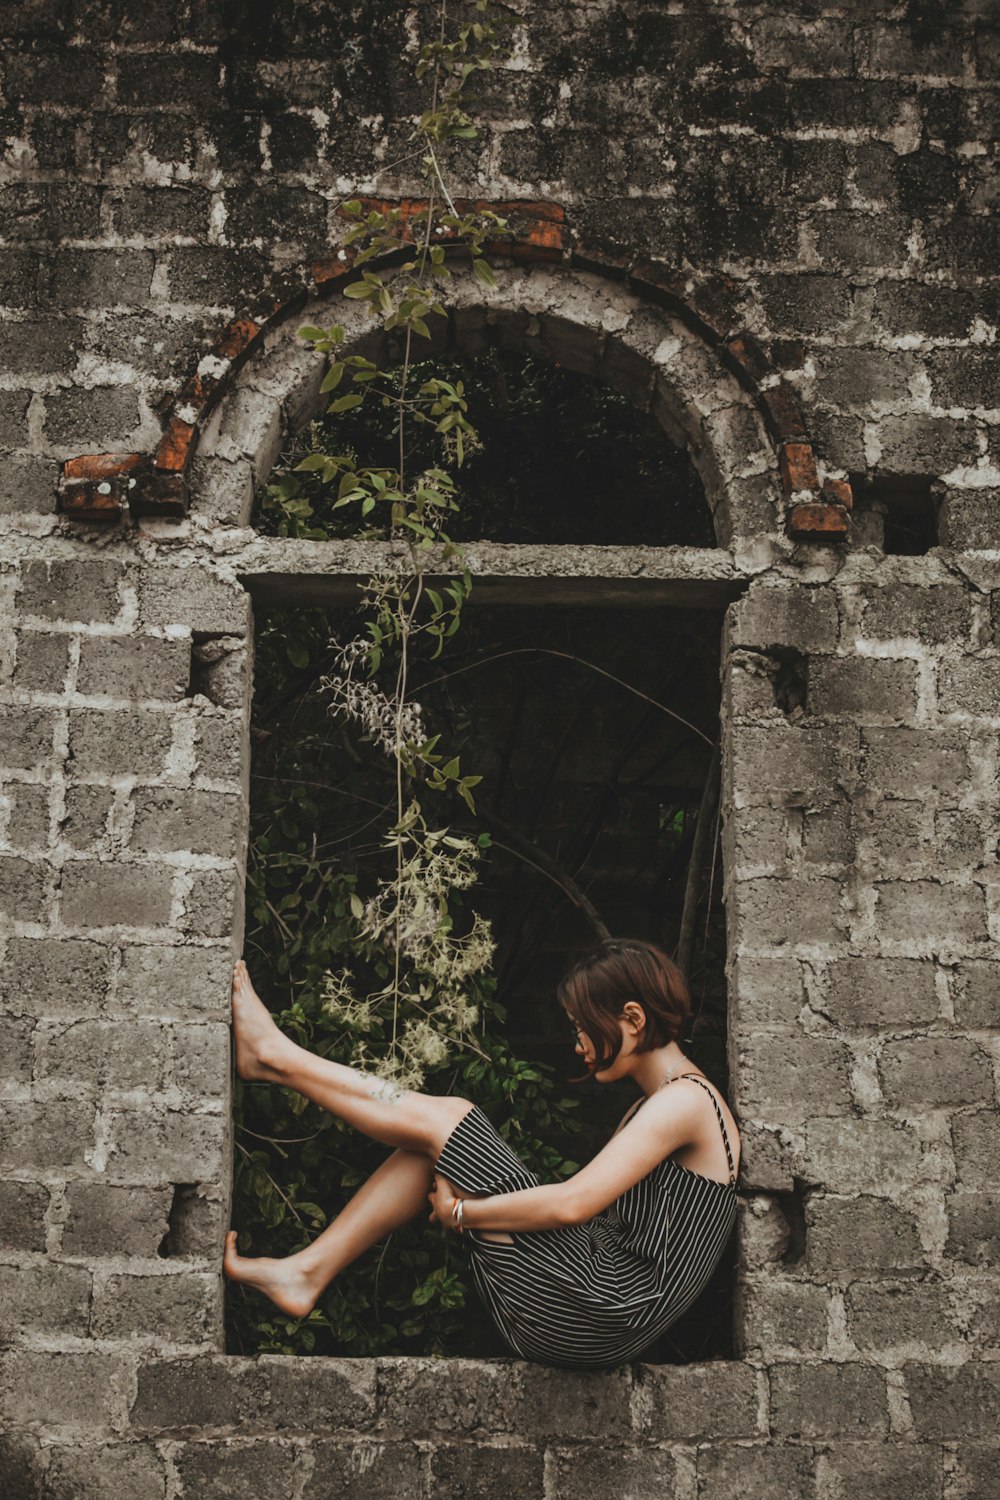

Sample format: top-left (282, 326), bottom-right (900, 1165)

top-left (367, 1076), bottom-right (409, 1105)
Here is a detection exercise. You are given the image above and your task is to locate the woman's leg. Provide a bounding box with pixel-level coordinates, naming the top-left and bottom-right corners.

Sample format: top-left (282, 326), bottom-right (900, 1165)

top-left (224, 1146), bottom-right (435, 1316)
top-left (232, 960), bottom-right (473, 1156)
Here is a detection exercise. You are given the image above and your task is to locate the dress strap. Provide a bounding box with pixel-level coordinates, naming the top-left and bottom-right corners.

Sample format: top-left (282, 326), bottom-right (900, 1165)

top-left (674, 1074), bottom-right (738, 1186)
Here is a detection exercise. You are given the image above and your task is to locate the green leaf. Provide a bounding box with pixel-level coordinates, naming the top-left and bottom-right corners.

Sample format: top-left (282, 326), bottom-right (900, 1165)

top-left (471, 256), bottom-right (497, 288)
top-left (342, 281), bottom-right (375, 300)
top-left (329, 393), bottom-right (365, 413)
top-left (320, 363), bottom-right (345, 393)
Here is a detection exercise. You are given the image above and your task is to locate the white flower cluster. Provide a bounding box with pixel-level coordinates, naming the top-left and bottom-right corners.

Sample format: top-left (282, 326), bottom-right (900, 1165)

top-left (321, 635), bottom-right (425, 757)
top-left (321, 819), bottom-right (496, 1088)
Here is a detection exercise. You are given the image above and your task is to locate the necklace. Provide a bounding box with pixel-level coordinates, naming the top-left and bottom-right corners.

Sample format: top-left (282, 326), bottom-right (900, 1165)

top-left (650, 1060), bottom-right (679, 1095)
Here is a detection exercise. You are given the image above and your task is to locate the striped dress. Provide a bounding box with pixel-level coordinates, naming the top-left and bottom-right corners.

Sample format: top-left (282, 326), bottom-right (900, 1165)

top-left (435, 1073), bottom-right (739, 1368)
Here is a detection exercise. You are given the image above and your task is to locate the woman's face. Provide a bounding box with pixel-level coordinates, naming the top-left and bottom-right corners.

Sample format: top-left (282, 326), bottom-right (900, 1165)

top-left (567, 1011), bottom-right (637, 1081)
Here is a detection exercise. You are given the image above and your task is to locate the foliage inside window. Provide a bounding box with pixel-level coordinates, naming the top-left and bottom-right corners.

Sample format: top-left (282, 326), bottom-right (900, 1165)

top-left (256, 346), bottom-right (715, 548)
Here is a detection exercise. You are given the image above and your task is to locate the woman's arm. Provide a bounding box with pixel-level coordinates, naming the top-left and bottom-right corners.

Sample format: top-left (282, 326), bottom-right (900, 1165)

top-left (432, 1089), bottom-right (700, 1233)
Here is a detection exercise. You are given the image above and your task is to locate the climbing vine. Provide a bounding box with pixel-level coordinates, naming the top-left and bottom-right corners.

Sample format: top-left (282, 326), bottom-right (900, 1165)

top-left (230, 0), bottom-right (584, 1358)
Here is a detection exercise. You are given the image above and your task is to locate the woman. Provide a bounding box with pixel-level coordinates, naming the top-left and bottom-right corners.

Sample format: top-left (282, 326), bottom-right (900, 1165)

top-left (225, 937), bottom-right (740, 1368)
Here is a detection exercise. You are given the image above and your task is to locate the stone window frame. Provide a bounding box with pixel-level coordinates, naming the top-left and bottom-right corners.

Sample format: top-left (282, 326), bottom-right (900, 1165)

top-left (189, 262), bottom-right (794, 1361)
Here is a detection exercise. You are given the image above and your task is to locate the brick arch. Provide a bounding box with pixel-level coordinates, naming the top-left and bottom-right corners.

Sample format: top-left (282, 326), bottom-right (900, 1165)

top-left (58, 207), bottom-right (851, 543)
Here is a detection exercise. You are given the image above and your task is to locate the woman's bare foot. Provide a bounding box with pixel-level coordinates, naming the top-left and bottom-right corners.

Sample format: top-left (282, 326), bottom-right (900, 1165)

top-left (232, 960), bottom-right (292, 1082)
top-left (223, 1230), bottom-right (323, 1318)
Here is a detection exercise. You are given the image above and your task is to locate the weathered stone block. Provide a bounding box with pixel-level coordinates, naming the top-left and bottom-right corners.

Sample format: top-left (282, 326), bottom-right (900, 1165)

top-left (141, 571), bottom-right (250, 635)
top-left (734, 1033), bottom-right (852, 1117)
top-left (726, 586), bottom-right (840, 654)
top-left (733, 876), bottom-right (849, 947)
top-left (13, 630), bottom-right (71, 692)
top-left (130, 788), bottom-right (241, 857)
top-left (172, 1440), bottom-right (304, 1497)
top-left (861, 584), bottom-right (973, 646)
top-left (736, 1278), bottom-right (829, 1355)
top-left (0, 1350), bottom-right (121, 1429)
top-left (953, 1113), bottom-right (1000, 1189)
top-left (809, 657), bottom-right (919, 722)
top-left (167, 1022), bottom-right (229, 1096)
top-left (806, 1196), bottom-right (926, 1274)
top-left (845, 1283), bottom-right (959, 1354)
top-left (0, 1100), bottom-right (93, 1169)
top-left (815, 956), bottom-right (938, 1028)
top-left (0, 1180), bottom-right (48, 1252)
top-left (303, 1442), bottom-right (424, 1500)
top-left (63, 1182), bottom-right (173, 1257)
top-left (1, 937), bottom-right (110, 1017)
top-left (874, 414), bottom-right (980, 475)
top-left (905, 1362), bottom-right (1000, 1438)
top-left (116, 943), bottom-right (232, 1019)
top-left (731, 955), bottom-right (806, 1026)
top-left (131, 1358), bottom-right (269, 1433)
top-left (35, 1017), bottom-right (167, 1090)
top-left (513, 1364), bottom-right (632, 1438)
top-left (18, 559), bottom-right (130, 625)
top-left (878, 1036), bottom-right (993, 1109)
top-left (60, 783), bottom-right (114, 850)
top-left (731, 724), bottom-right (848, 806)
top-left (548, 1444), bottom-right (677, 1499)
top-left (77, 636), bottom-right (190, 703)
top-left (697, 1442), bottom-right (814, 1500)
top-left (873, 880), bottom-right (988, 949)
top-left (179, 868), bottom-right (240, 937)
top-left (803, 1118), bottom-right (924, 1195)
top-left (862, 727), bottom-right (969, 794)
top-left (43, 1444), bottom-right (167, 1500)
top-left (945, 1191), bottom-right (1000, 1266)
top-left (736, 1122), bottom-right (797, 1192)
top-left (816, 1442), bottom-right (942, 1500)
top-left (376, 1356), bottom-right (514, 1436)
top-left (771, 1361), bottom-right (888, 1438)
top-left (0, 1262), bottom-right (91, 1337)
top-left (192, 714), bottom-right (245, 781)
top-left (255, 1355), bottom-right (376, 1432)
top-left (4, 782), bottom-right (51, 850)
top-left (938, 487), bottom-right (1000, 550)
top-left (0, 706), bottom-right (57, 769)
top-left (0, 855), bottom-right (49, 920)
top-left (92, 1270), bottom-right (220, 1344)
top-left (801, 801), bottom-right (854, 864)
top-left (67, 708), bottom-right (176, 777)
top-left (636, 1360), bottom-right (759, 1439)
top-left (430, 1443), bottom-right (544, 1499)
top-left (60, 861), bottom-right (175, 929)
top-left (951, 959), bottom-right (1000, 1028)
top-left (938, 658), bottom-right (1000, 718)
top-left (106, 1110), bottom-right (228, 1182)
top-left (859, 799), bottom-right (928, 868)
top-left (0, 1014), bottom-right (33, 1078)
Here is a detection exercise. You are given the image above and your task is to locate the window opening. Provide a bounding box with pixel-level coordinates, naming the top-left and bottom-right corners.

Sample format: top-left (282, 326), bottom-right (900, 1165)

top-left (228, 348), bottom-right (732, 1364)
top-left (255, 347), bottom-right (715, 549)
top-left (850, 475), bottom-right (939, 555)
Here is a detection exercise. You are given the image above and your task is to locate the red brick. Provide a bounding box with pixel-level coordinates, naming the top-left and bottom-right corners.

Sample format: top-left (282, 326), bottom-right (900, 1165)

top-left (787, 500), bottom-right (851, 539)
top-left (779, 440), bottom-right (821, 494)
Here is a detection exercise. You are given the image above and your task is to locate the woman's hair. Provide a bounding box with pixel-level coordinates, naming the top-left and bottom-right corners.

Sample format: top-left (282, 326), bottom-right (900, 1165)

top-left (556, 937), bottom-right (691, 1074)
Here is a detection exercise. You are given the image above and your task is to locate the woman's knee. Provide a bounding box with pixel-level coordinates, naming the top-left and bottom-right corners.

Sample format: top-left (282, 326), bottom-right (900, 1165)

top-left (429, 1095), bottom-right (475, 1154)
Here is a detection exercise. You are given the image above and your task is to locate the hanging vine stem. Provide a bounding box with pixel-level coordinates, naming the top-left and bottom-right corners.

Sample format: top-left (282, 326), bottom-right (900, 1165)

top-left (293, 1), bottom-right (514, 1088)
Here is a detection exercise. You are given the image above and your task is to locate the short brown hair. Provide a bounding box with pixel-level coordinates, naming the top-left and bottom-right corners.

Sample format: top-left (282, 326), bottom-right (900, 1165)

top-left (557, 937), bottom-right (691, 1074)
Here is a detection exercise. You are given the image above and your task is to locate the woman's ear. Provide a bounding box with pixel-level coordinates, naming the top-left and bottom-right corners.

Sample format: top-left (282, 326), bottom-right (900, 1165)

top-left (622, 1001), bottom-right (646, 1035)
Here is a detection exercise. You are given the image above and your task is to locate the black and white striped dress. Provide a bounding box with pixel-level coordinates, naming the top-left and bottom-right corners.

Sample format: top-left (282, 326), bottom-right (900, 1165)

top-left (434, 1074), bottom-right (739, 1368)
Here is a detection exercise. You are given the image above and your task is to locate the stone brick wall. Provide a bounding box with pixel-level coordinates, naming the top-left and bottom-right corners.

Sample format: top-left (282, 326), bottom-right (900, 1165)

top-left (2, 1), bottom-right (999, 1495)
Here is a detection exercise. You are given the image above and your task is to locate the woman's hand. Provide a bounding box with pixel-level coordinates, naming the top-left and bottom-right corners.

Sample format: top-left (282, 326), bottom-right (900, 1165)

top-left (428, 1172), bottom-right (462, 1231)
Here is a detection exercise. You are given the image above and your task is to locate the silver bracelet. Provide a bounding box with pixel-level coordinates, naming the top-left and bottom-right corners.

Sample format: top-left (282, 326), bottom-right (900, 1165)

top-left (451, 1198), bottom-right (464, 1233)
